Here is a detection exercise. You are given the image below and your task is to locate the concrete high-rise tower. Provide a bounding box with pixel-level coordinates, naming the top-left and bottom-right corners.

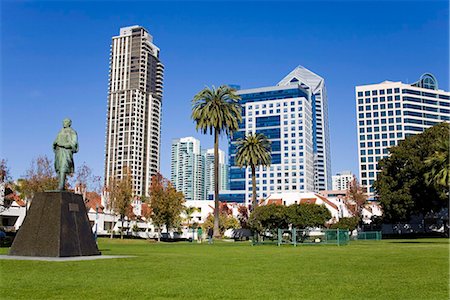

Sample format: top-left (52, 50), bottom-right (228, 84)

top-left (203, 148), bottom-right (228, 198)
top-left (104, 25), bottom-right (164, 196)
top-left (356, 73), bottom-right (449, 198)
top-left (171, 137), bottom-right (203, 201)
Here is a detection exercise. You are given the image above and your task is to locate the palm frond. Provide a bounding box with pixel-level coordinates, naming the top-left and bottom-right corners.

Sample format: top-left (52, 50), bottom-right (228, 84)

top-left (235, 133), bottom-right (272, 169)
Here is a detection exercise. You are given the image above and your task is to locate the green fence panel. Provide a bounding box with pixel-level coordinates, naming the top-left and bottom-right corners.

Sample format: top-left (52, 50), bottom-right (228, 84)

top-left (357, 231), bottom-right (382, 240)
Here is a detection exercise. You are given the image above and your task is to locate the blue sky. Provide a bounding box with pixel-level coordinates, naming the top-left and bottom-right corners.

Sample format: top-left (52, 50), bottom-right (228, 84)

top-left (1, 0), bottom-right (448, 182)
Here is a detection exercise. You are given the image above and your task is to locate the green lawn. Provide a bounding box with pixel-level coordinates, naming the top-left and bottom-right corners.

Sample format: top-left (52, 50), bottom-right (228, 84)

top-left (0, 238), bottom-right (448, 299)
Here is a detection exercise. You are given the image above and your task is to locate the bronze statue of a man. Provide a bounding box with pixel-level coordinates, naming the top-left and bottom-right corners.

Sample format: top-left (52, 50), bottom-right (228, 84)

top-left (53, 118), bottom-right (78, 190)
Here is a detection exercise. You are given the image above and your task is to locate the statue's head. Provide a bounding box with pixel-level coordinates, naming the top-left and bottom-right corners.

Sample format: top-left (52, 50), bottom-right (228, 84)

top-left (63, 118), bottom-right (72, 128)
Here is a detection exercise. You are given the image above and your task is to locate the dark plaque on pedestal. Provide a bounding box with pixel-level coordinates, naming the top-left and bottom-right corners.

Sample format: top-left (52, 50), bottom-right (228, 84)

top-left (9, 192), bottom-right (100, 257)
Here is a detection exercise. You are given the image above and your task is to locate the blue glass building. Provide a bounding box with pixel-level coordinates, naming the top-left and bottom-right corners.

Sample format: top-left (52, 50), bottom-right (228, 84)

top-left (222, 66), bottom-right (331, 205)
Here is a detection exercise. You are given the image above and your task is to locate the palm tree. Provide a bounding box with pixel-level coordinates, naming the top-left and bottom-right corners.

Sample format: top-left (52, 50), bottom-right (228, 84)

top-left (235, 133), bottom-right (272, 211)
top-left (184, 206), bottom-right (197, 241)
top-left (425, 137), bottom-right (449, 193)
top-left (192, 85), bottom-right (242, 238)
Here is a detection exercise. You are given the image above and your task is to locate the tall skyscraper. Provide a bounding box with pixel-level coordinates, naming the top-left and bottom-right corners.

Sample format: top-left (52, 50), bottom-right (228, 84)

top-left (278, 66), bottom-right (332, 192)
top-left (332, 171), bottom-right (355, 191)
top-left (104, 26), bottom-right (164, 196)
top-left (171, 137), bottom-right (203, 201)
top-left (356, 73), bottom-right (449, 198)
top-left (203, 148), bottom-right (228, 198)
top-left (227, 66), bottom-right (331, 205)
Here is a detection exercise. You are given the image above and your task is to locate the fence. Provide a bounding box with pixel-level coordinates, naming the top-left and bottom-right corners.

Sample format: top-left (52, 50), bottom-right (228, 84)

top-left (356, 231), bottom-right (382, 240)
top-left (252, 228), bottom-right (349, 246)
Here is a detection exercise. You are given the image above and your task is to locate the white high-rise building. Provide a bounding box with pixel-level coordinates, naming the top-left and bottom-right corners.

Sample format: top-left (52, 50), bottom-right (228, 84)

top-left (356, 73), bottom-right (449, 198)
top-left (227, 66), bottom-right (330, 205)
top-left (332, 171), bottom-right (355, 191)
top-left (104, 26), bottom-right (164, 196)
top-left (203, 148), bottom-right (228, 198)
top-left (171, 137), bottom-right (203, 201)
top-left (278, 66), bottom-right (332, 192)
top-left (170, 138), bottom-right (228, 201)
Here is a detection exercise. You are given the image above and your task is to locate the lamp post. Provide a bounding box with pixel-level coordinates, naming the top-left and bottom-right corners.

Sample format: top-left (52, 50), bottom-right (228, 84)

top-left (95, 204), bottom-right (99, 242)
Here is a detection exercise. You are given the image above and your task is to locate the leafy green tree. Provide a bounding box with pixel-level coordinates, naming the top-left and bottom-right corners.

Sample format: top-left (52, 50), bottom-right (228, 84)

top-left (202, 213), bottom-right (239, 236)
top-left (286, 204), bottom-right (331, 228)
top-left (374, 122), bottom-right (449, 222)
top-left (248, 204), bottom-right (289, 234)
top-left (235, 133), bottom-right (271, 211)
top-left (149, 173), bottom-right (185, 241)
top-left (425, 137), bottom-right (449, 194)
top-left (191, 85), bottom-right (242, 238)
top-left (329, 217), bottom-right (359, 231)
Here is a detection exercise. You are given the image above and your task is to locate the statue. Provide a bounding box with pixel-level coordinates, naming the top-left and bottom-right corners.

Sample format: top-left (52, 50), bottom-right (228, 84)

top-left (53, 118), bottom-right (78, 190)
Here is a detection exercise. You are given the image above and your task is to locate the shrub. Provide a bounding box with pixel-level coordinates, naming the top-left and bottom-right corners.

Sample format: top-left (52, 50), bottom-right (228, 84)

top-left (329, 217), bottom-right (360, 231)
top-left (248, 204), bottom-right (289, 233)
top-left (286, 204), bottom-right (331, 229)
top-left (249, 203), bottom-right (332, 233)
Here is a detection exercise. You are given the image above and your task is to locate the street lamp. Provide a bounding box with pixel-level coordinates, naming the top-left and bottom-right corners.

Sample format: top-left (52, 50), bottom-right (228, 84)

top-left (95, 204), bottom-right (99, 242)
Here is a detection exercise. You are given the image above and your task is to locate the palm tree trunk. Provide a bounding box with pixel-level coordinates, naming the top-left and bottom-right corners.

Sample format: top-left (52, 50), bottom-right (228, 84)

top-left (251, 165), bottom-right (257, 211)
top-left (213, 128), bottom-right (220, 239)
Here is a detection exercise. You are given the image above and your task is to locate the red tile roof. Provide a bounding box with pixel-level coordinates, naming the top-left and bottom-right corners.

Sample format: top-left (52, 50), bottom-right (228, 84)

top-left (84, 192), bottom-right (104, 213)
top-left (314, 193), bottom-right (339, 210)
top-left (266, 199), bottom-right (283, 205)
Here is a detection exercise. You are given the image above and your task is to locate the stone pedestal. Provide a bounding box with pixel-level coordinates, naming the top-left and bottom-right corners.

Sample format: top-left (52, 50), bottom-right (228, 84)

top-left (9, 192), bottom-right (100, 257)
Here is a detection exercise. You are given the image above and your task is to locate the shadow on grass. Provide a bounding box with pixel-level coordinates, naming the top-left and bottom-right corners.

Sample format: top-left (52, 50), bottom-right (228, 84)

top-left (389, 241), bottom-right (449, 244)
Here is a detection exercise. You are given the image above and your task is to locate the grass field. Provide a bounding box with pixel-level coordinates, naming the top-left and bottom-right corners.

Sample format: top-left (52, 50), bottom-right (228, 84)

top-left (0, 238), bottom-right (448, 299)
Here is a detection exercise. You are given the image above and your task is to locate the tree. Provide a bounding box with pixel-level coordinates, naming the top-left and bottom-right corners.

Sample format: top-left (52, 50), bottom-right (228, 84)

top-left (19, 156), bottom-right (58, 200)
top-left (345, 178), bottom-right (367, 218)
top-left (329, 217), bottom-right (359, 231)
top-left (286, 204), bottom-right (331, 229)
top-left (107, 167), bottom-right (133, 239)
top-left (184, 206), bottom-right (197, 229)
top-left (71, 162), bottom-right (101, 200)
top-left (149, 173), bottom-right (185, 241)
top-left (0, 159), bottom-right (12, 212)
top-left (73, 162), bottom-right (92, 191)
top-left (237, 205), bottom-right (249, 228)
top-left (235, 133), bottom-right (271, 211)
top-left (191, 85), bottom-right (242, 238)
top-left (0, 159), bottom-right (11, 184)
top-left (374, 122), bottom-right (449, 222)
top-left (202, 213), bottom-right (240, 236)
top-left (425, 137), bottom-right (449, 194)
top-left (248, 204), bottom-right (289, 234)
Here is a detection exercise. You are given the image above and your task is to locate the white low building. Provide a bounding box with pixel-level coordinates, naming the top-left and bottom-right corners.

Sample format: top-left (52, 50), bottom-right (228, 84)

top-left (361, 202), bottom-right (383, 224)
top-left (260, 192), bottom-right (348, 223)
top-left (0, 198), bottom-right (27, 231)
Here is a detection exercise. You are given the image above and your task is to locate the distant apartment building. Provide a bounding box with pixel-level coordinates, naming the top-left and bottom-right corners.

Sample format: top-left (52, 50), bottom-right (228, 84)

top-left (203, 148), bottom-right (228, 198)
top-left (171, 137), bottom-right (228, 201)
top-left (171, 137), bottom-right (203, 201)
top-left (332, 171), bottom-right (355, 191)
top-left (227, 66), bottom-right (331, 205)
top-left (104, 25), bottom-right (164, 196)
top-left (356, 73), bottom-right (449, 198)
